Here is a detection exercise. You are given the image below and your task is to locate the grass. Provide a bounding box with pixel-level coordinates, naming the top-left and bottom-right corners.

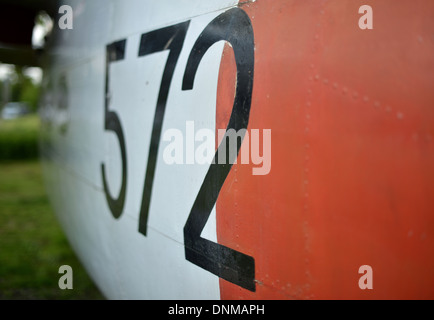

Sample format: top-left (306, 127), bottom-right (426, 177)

top-left (0, 115), bottom-right (105, 299)
top-left (0, 115), bottom-right (40, 160)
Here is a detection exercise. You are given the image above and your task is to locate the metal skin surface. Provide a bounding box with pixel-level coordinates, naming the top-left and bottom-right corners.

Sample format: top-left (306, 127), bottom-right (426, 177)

top-left (217, 0), bottom-right (434, 299)
top-left (41, 0), bottom-right (434, 299)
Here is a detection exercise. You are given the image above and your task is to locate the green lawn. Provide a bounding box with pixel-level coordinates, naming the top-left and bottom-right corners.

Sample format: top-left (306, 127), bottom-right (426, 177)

top-left (0, 115), bottom-right (105, 299)
top-left (0, 115), bottom-right (40, 161)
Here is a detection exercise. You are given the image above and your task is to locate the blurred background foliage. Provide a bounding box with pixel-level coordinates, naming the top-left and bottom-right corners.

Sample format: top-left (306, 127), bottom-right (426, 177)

top-left (0, 2), bottom-right (104, 300)
top-left (0, 115), bottom-right (39, 161)
top-left (0, 64), bottom-right (105, 299)
top-left (0, 65), bottom-right (40, 113)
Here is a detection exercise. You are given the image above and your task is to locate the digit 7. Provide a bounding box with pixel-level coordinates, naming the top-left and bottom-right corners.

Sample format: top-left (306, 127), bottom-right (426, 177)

top-left (138, 21), bottom-right (190, 236)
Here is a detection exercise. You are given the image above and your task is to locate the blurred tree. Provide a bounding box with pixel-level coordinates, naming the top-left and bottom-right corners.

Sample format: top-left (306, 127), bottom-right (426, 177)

top-left (8, 65), bottom-right (41, 112)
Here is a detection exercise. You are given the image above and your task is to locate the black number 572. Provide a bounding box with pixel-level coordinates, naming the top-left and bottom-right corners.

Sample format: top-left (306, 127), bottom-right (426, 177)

top-left (101, 8), bottom-right (256, 292)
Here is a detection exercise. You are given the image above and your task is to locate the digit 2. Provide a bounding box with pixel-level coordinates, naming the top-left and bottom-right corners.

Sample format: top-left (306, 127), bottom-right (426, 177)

top-left (182, 8), bottom-right (256, 292)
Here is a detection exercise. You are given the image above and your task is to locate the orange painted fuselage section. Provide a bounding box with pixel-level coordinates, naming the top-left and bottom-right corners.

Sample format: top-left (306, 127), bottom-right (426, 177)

top-left (216, 0), bottom-right (434, 299)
